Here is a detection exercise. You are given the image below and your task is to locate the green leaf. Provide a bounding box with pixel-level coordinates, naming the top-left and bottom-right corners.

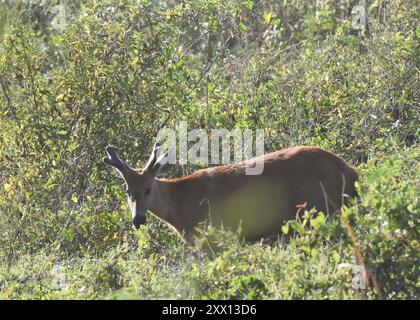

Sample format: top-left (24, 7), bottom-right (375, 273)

top-left (281, 222), bottom-right (289, 234)
top-left (263, 12), bottom-right (272, 25)
top-left (245, 0), bottom-right (253, 11)
top-left (290, 220), bottom-right (306, 235)
top-left (310, 212), bottom-right (326, 230)
top-left (272, 18), bottom-right (281, 26)
top-left (239, 22), bottom-right (249, 32)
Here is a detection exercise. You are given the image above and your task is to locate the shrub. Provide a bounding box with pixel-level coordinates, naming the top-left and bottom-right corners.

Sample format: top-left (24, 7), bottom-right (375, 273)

top-left (0, 0), bottom-right (418, 299)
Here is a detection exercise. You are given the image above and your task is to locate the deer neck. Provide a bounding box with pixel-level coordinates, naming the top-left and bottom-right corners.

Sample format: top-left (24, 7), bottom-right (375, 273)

top-left (149, 178), bottom-right (184, 234)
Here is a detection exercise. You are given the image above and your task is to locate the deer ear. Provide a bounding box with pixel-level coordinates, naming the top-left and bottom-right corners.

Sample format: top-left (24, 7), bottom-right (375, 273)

top-left (151, 149), bottom-right (169, 177)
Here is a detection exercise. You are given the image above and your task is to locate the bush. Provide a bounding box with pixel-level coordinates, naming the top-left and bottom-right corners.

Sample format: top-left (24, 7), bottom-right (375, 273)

top-left (0, 0), bottom-right (418, 299)
top-left (351, 152), bottom-right (419, 299)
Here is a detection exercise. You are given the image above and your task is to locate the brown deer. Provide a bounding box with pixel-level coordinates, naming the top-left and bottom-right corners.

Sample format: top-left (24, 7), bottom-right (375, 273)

top-left (103, 144), bottom-right (358, 242)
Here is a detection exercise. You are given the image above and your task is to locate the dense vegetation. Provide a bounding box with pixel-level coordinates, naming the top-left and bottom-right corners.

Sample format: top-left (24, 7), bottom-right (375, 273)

top-left (0, 0), bottom-right (418, 299)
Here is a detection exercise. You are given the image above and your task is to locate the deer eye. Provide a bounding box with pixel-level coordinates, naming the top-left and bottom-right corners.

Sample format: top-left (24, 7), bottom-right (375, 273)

top-left (145, 188), bottom-right (151, 196)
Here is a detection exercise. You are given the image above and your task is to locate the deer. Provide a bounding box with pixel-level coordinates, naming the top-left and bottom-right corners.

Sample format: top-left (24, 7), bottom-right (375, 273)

top-left (103, 144), bottom-right (359, 242)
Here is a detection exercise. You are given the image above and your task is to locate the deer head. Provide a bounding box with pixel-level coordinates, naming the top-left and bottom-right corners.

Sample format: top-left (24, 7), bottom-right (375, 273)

top-left (103, 143), bottom-right (168, 229)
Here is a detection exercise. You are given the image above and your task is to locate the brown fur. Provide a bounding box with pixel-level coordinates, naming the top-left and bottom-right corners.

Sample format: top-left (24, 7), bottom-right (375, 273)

top-left (144, 146), bottom-right (359, 241)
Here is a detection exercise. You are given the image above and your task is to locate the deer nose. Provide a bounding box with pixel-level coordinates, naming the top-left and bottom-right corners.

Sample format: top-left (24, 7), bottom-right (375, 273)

top-left (132, 215), bottom-right (146, 229)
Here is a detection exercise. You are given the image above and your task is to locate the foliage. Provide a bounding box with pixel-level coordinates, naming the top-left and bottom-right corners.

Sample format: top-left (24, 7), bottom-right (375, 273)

top-left (0, 0), bottom-right (418, 299)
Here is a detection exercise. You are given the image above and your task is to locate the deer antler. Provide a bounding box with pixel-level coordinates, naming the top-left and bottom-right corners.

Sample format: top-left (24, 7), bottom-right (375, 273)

top-left (102, 146), bottom-right (130, 174)
top-left (143, 142), bottom-right (161, 173)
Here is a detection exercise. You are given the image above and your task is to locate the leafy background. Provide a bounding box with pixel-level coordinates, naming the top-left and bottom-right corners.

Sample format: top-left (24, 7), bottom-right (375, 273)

top-left (0, 0), bottom-right (418, 299)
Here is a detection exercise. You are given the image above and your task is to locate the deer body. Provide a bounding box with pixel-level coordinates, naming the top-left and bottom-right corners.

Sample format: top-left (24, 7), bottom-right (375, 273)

top-left (103, 145), bottom-right (358, 242)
